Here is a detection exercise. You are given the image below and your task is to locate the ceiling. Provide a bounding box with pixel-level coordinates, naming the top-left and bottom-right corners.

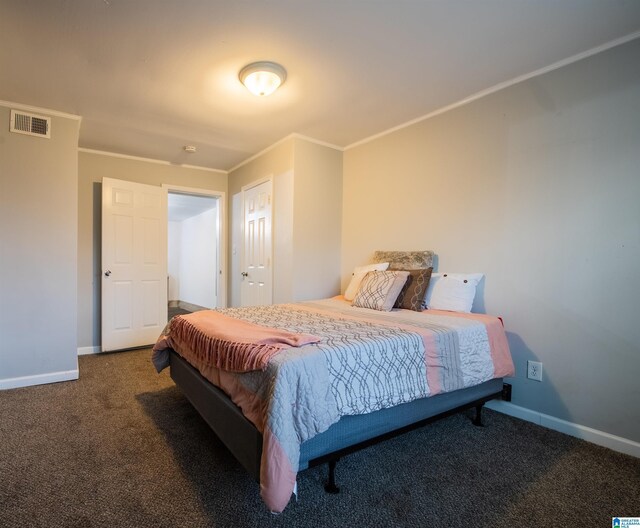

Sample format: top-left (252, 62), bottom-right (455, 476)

top-left (1, 1), bottom-right (640, 172)
top-left (168, 192), bottom-right (217, 222)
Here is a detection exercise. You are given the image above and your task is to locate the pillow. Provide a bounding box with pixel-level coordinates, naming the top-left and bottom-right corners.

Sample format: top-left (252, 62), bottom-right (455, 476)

top-left (394, 267), bottom-right (433, 311)
top-left (344, 262), bottom-right (389, 301)
top-left (352, 270), bottom-right (410, 311)
top-left (372, 250), bottom-right (434, 270)
top-left (424, 273), bottom-right (483, 313)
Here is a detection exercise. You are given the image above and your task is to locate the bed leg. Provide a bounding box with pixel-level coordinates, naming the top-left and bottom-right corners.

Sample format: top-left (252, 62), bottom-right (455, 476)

top-left (324, 459), bottom-right (340, 494)
top-left (472, 403), bottom-right (484, 427)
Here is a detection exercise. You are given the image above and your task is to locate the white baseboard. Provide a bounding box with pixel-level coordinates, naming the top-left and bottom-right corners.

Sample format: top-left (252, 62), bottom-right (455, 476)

top-left (486, 400), bottom-right (640, 459)
top-left (0, 369), bottom-right (79, 390)
top-left (77, 346), bottom-right (102, 356)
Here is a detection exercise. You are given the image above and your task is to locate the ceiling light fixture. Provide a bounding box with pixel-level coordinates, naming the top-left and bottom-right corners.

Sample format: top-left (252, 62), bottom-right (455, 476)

top-left (239, 61), bottom-right (287, 96)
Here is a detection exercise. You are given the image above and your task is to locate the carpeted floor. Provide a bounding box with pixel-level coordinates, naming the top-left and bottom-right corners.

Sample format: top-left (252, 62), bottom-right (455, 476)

top-left (168, 306), bottom-right (192, 319)
top-left (1, 348), bottom-right (638, 527)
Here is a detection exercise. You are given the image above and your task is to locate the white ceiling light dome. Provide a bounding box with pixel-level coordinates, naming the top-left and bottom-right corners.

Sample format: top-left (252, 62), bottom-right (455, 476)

top-left (239, 61), bottom-right (287, 96)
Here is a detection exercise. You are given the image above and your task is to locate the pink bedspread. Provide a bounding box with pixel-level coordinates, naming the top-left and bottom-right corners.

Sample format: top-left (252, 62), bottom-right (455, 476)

top-left (153, 299), bottom-right (514, 513)
top-left (153, 310), bottom-right (320, 372)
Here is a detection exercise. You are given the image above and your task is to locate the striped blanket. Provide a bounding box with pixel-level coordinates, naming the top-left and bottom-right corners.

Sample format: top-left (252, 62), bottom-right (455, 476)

top-left (152, 297), bottom-right (513, 513)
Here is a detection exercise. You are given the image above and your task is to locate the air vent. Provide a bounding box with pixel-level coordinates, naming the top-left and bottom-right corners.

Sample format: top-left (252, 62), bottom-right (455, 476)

top-left (10, 109), bottom-right (51, 138)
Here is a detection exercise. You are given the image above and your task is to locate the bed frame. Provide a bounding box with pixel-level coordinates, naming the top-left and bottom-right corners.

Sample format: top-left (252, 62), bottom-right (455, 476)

top-left (169, 349), bottom-right (510, 493)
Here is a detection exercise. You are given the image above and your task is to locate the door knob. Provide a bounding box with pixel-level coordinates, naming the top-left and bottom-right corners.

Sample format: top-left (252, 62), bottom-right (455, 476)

top-left (241, 271), bottom-right (248, 277)
top-left (104, 270), bottom-right (112, 277)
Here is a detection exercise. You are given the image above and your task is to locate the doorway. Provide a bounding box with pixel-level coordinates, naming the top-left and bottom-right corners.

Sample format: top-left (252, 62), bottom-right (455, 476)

top-left (167, 190), bottom-right (223, 317)
top-left (101, 179), bottom-right (225, 352)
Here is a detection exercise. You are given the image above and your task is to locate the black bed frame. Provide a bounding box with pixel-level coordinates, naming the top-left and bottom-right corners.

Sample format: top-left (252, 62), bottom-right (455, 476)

top-left (169, 350), bottom-right (510, 494)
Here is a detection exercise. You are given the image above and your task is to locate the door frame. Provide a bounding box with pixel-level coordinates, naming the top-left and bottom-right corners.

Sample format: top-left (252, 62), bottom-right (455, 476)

top-left (240, 175), bottom-right (273, 306)
top-left (163, 184), bottom-right (227, 308)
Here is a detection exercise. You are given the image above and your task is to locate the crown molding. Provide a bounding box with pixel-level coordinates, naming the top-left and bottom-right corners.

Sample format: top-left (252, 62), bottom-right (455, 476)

top-left (228, 133), bottom-right (344, 174)
top-left (0, 99), bottom-right (82, 121)
top-left (78, 147), bottom-right (227, 174)
top-left (345, 30), bottom-right (640, 151)
top-left (290, 133), bottom-right (344, 152)
top-left (228, 134), bottom-right (295, 173)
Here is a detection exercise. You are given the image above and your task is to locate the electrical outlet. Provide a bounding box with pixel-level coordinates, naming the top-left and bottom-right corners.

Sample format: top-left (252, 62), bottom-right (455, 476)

top-left (527, 360), bottom-right (543, 382)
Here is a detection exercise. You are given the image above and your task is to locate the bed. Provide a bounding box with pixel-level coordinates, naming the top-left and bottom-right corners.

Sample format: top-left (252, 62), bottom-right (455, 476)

top-left (153, 294), bottom-right (514, 513)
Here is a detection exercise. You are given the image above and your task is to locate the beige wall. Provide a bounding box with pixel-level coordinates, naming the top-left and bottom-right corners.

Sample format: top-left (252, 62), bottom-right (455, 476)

top-left (228, 137), bottom-right (342, 305)
top-left (228, 138), bottom-right (295, 305)
top-left (292, 138), bottom-right (343, 300)
top-left (227, 139), bottom-right (295, 196)
top-left (77, 151), bottom-right (227, 349)
top-left (342, 39), bottom-right (640, 443)
top-left (5, 36), bottom-right (635, 447)
top-left (0, 105), bottom-right (80, 385)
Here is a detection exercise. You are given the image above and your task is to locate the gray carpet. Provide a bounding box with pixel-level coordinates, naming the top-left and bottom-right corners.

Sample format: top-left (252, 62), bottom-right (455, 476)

top-left (168, 306), bottom-right (192, 319)
top-left (1, 348), bottom-right (638, 528)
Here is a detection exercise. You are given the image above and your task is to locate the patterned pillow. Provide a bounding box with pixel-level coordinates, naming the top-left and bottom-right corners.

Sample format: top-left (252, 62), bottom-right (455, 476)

top-left (372, 250), bottom-right (435, 270)
top-left (344, 262), bottom-right (390, 301)
top-left (394, 267), bottom-right (433, 311)
top-left (352, 270), bottom-right (410, 311)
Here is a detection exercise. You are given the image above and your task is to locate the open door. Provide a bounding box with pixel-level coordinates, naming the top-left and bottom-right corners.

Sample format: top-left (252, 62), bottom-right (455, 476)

top-left (101, 177), bottom-right (167, 352)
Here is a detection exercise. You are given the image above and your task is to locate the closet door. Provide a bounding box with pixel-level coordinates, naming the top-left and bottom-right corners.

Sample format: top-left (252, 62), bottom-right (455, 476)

top-left (240, 179), bottom-right (272, 307)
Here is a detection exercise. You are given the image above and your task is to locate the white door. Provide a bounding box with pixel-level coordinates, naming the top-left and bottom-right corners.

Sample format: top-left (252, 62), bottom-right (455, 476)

top-left (241, 180), bottom-right (272, 306)
top-left (102, 177), bottom-right (168, 351)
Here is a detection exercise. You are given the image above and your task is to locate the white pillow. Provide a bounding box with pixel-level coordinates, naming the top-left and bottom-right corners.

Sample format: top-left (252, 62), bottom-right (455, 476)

top-left (344, 262), bottom-right (389, 301)
top-left (352, 270), bottom-right (410, 311)
top-left (424, 273), bottom-right (483, 313)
